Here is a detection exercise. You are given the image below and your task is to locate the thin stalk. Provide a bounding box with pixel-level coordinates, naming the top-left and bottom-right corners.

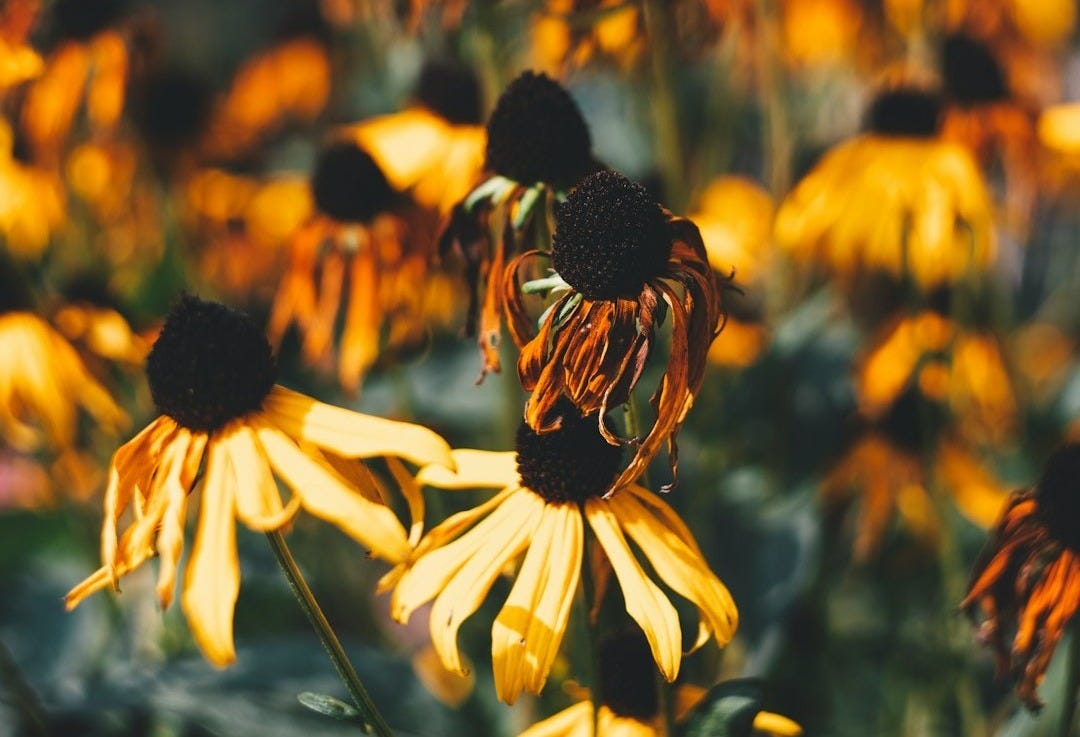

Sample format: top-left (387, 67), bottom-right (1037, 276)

top-left (266, 530), bottom-right (394, 737)
top-left (0, 640), bottom-right (48, 737)
top-left (1059, 624), bottom-right (1080, 737)
top-left (753, 0), bottom-right (792, 198)
top-left (642, 0), bottom-right (686, 211)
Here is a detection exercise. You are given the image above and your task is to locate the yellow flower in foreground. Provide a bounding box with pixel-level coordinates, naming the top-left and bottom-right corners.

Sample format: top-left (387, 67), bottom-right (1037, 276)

top-left (0, 309), bottom-right (125, 451)
top-left (776, 89), bottom-right (995, 290)
top-left (391, 401), bottom-right (737, 704)
top-left (66, 295), bottom-right (453, 666)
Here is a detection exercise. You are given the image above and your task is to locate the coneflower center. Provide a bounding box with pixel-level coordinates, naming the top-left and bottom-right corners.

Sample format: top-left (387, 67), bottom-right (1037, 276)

top-left (1035, 443), bottom-right (1080, 551)
top-left (312, 142), bottom-right (396, 224)
top-left (596, 630), bottom-right (660, 721)
top-left (866, 89), bottom-right (943, 138)
top-left (552, 170), bottom-right (672, 301)
top-left (943, 34), bottom-right (1007, 105)
top-left (146, 295), bottom-right (276, 432)
top-left (417, 59), bottom-right (483, 126)
top-left (514, 399), bottom-right (622, 504)
top-left (484, 71), bottom-right (593, 190)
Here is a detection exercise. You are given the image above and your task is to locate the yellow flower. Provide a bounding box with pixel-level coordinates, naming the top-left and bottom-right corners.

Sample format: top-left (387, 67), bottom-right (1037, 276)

top-left (268, 141), bottom-right (440, 394)
top-left (347, 60), bottom-right (485, 215)
top-left (0, 309), bottom-right (125, 451)
top-left (691, 176), bottom-right (774, 285)
top-left (505, 171), bottom-right (723, 494)
top-left (781, 0), bottom-right (861, 69)
top-left (776, 89), bottom-right (995, 291)
top-left (530, 0), bottom-right (644, 74)
top-left (390, 402), bottom-right (737, 704)
top-left (964, 444), bottom-right (1080, 710)
top-left (440, 70), bottom-right (596, 378)
top-left (65, 295), bottom-right (453, 666)
top-left (0, 119), bottom-right (65, 259)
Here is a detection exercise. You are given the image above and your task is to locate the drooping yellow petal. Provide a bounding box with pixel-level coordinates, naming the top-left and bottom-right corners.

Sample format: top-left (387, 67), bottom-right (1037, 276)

top-left (614, 491), bottom-right (738, 648)
top-left (517, 701), bottom-right (595, 737)
top-left (252, 416), bottom-right (410, 562)
top-left (226, 422), bottom-right (299, 531)
top-left (492, 502), bottom-right (583, 703)
top-left (597, 705), bottom-right (660, 737)
top-left (181, 439), bottom-right (241, 667)
top-left (386, 456), bottom-right (425, 547)
top-left (753, 711), bottom-right (804, 736)
top-left (586, 499), bottom-right (682, 681)
top-left (263, 385), bottom-right (453, 469)
top-left (154, 429), bottom-right (197, 609)
top-left (416, 449), bottom-right (519, 490)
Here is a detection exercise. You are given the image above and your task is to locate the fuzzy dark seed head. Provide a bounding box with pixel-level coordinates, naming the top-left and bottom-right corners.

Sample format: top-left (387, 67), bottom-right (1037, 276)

top-left (514, 398), bottom-right (622, 504)
top-left (312, 142), bottom-right (396, 224)
top-left (867, 89), bottom-right (943, 137)
top-left (417, 59), bottom-right (483, 126)
top-left (484, 71), bottom-right (592, 189)
top-left (146, 295), bottom-right (276, 432)
top-left (552, 170), bottom-right (672, 300)
top-left (1035, 443), bottom-right (1080, 551)
top-left (943, 34), bottom-right (1007, 106)
top-left (597, 630), bottom-right (660, 720)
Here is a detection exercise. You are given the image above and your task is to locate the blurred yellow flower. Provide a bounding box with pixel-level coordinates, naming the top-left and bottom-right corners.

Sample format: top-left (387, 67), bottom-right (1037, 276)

top-left (391, 405), bottom-right (737, 705)
top-left (781, 0), bottom-right (861, 68)
top-left (0, 310), bottom-right (126, 452)
top-left (530, 0), bottom-right (644, 74)
top-left (65, 296), bottom-right (453, 666)
top-left (776, 90), bottom-right (996, 291)
top-left (0, 120), bottom-right (65, 259)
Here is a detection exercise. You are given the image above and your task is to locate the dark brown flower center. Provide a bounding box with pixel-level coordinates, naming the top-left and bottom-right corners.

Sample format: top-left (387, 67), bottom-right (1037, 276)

top-left (866, 89), bottom-right (943, 137)
top-left (417, 59), bottom-right (483, 126)
top-left (1035, 443), bottom-right (1080, 551)
top-left (943, 34), bottom-right (1007, 106)
top-left (146, 295), bottom-right (276, 432)
top-left (484, 71), bottom-right (593, 189)
top-left (552, 170), bottom-right (672, 301)
top-left (514, 399), bottom-right (622, 504)
top-left (312, 142), bottom-right (396, 224)
top-left (597, 630), bottom-right (659, 721)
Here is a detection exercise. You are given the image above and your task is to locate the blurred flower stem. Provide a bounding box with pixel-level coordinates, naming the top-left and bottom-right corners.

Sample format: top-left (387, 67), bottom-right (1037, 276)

top-left (266, 530), bottom-right (394, 736)
top-left (1061, 625), bottom-right (1080, 737)
top-left (642, 0), bottom-right (687, 211)
top-left (0, 639), bottom-right (48, 737)
top-left (753, 0), bottom-right (792, 197)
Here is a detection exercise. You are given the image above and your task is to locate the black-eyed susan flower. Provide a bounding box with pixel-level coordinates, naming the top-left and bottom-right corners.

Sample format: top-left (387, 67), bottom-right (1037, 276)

top-left (963, 444), bottom-right (1080, 710)
top-left (65, 295), bottom-right (453, 666)
top-left (0, 271), bottom-right (126, 451)
top-left (20, 0), bottom-right (130, 161)
top-left (517, 632), bottom-right (801, 737)
top-left (440, 70), bottom-right (596, 378)
top-left (390, 401), bottom-right (737, 705)
top-left (348, 59), bottom-right (486, 215)
top-left (775, 88), bottom-right (996, 291)
top-left (268, 141), bottom-right (439, 394)
top-left (504, 170), bottom-right (723, 493)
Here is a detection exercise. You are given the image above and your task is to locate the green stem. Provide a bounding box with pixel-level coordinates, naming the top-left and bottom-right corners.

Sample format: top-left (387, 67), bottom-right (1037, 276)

top-left (642, 0), bottom-right (686, 211)
top-left (0, 640), bottom-right (48, 737)
top-left (266, 530), bottom-right (394, 737)
top-left (1060, 624), bottom-right (1080, 737)
top-left (754, 0), bottom-right (792, 198)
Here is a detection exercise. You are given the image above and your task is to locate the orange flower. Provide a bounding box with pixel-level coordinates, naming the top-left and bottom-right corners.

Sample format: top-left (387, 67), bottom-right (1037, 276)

top-left (963, 444), bottom-right (1080, 710)
top-left (505, 171), bottom-right (723, 494)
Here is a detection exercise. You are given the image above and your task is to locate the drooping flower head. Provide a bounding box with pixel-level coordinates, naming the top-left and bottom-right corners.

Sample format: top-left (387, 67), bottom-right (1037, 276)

top-left (391, 400), bottom-right (737, 704)
top-left (963, 443), bottom-right (1080, 710)
top-left (506, 170), bottom-right (723, 494)
top-left (440, 70), bottom-right (596, 378)
top-left (268, 141), bottom-right (433, 393)
top-left (775, 86), bottom-right (996, 290)
top-left (67, 295), bottom-right (452, 666)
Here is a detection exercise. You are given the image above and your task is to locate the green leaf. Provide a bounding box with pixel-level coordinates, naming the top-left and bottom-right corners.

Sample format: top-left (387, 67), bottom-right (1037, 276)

top-left (680, 679), bottom-right (765, 737)
top-left (296, 692), bottom-right (368, 726)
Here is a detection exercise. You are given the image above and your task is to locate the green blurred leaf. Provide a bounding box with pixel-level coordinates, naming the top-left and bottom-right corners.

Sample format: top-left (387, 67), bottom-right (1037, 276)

top-left (681, 679), bottom-right (765, 737)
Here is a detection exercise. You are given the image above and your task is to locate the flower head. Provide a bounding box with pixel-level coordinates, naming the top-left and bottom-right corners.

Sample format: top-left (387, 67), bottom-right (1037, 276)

top-left (963, 444), bottom-right (1080, 710)
top-left (391, 402), bottom-right (737, 704)
top-left (506, 170), bottom-right (723, 494)
top-left (66, 295), bottom-right (452, 666)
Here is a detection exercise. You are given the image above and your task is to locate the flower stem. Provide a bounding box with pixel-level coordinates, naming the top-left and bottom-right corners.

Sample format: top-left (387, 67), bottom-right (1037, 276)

top-left (0, 640), bottom-right (48, 737)
top-left (265, 530), bottom-right (394, 737)
top-left (1060, 623), bottom-right (1080, 737)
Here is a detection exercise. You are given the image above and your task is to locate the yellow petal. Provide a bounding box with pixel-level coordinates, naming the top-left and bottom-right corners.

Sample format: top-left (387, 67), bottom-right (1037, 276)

top-left (263, 385), bottom-right (454, 469)
top-left (386, 456), bottom-right (425, 547)
top-left (517, 701), bottom-right (594, 737)
top-left (492, 502), bottom-right (583, 703)
top-left (410, 643), bottom-right (475, 707)
top-left (417, 491), bottom-right (541, 675)
top-left (586, 499), bottom-right (682, 681)
top-left (252, 416), bottom-right (410, 562)
top-left (154, 430), bottom-right (201, 608)
top-left (181, 440), bottom-right (240, 667)
top-left (597, 705), bottom-right (660, 737)
top-left (615, 491), bottom-right (738, 648)
top-left (226, 422), bottom-right (300, 531)
top-left (416, 449), bottom-right (519, 490)
top-left (753, 711), bottom-right (803, 736)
